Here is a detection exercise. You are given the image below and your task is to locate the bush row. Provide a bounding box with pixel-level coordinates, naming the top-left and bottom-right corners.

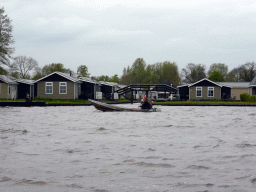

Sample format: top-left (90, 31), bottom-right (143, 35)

top-left (240, 94), bottom-right (256, 102)
top-left (32, 97), bottom-right (88, 103)
top-left (188, 99), bottom-right (235, 102)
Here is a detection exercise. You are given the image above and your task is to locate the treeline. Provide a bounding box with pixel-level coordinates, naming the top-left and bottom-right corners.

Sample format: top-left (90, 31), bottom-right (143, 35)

top-left (120, 58), bottom-right (180, 85)
top-left (1, 7), bottom-right (256, 86)
top-left (120, 59), bottom-right (256, 86)
top-left (181, 62), bottom-right (256, 84)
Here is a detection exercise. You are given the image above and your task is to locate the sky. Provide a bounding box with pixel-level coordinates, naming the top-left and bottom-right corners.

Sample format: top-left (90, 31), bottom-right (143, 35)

top-left (1, 0), bottom-right (256, 77)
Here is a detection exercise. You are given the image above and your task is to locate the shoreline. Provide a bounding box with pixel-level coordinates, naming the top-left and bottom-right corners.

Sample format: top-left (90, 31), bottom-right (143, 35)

top-left (1, 101), bottom-right (256, 107)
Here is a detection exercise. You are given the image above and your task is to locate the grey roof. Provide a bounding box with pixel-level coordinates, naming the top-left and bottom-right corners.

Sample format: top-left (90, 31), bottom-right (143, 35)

top-left (79, 77), bottom-right (100, 84)
top-left (249, 76), bottom-right (256, 86)
top-left (177, 84), bottom-right (190, 88)
top-left (35, 71), bottom-right (81, 83)
top-left (0, 75), bottom-right (18, 84)
top-left (217, 82), bottom-right (250, 88)
top-left (99, 81), bottom-right (118, 87)
top-left (14, 79), bottom-right (35, 85)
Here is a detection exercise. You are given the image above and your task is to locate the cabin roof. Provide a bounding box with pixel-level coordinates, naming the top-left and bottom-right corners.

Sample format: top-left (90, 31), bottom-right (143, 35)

top-left (14, 78), bottom-right (35, 85)
top-left (249, 76), bottom-right (256, 86)
top-left (99, 81), bottom-right (118, 87)
top-left (35, 71), bottom-right (81, 83)
top-left (79, 77), bottom-right (100, 84)
top-left (177, 84), bottom-right (190, 88)
top-left (188, 78), bottom-right (223, 87)
top-left (217, 82), bottom-right (250, 88)
top-left (0, 75), bottom-right (18, 84)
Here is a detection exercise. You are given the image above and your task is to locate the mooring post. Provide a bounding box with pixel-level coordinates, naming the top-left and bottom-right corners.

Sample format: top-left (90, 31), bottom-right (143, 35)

top-left (131, 90), bottom-right (133, 104)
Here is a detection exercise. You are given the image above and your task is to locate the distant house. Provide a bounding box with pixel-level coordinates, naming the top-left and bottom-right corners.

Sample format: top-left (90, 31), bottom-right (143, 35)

top-left (178, 78), bottom-right (231, 100)
top-left (0, 75), bottom-right (18, 99)
top-left (249, 76), bottom-right (256, 96)
top-left (178, 84), bottom-right (190, 100)
top-left (99, 81), bottom-right (119, 100)
top-left (14, 79), bottom-right (35, 99)
top-left (155, 79), bottom-right (177, 99)
top-left (35, 72), bottom-right (82, 99)
top-left (217, 82), bottom-right (250, 100)
top-left (79, 77), bottom-right (101, 100)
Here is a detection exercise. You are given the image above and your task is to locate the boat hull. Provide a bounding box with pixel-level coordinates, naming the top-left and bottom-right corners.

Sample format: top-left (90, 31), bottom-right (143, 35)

top-left (89, 99), bottom-right (160, 112)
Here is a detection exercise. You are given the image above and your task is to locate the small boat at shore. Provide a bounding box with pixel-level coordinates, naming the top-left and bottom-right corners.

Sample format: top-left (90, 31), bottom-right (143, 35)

top-left (89, 99), bottom-right (161, 112)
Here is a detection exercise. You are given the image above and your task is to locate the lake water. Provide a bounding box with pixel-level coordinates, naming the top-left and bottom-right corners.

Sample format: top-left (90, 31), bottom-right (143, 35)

top-left (1, 105), bottom-right (256, 192)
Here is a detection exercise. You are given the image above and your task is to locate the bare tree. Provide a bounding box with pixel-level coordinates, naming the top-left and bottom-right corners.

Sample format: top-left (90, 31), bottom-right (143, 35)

top-left (238, 62), bottom-right (256, 82)
top-left (11, 56), bottom-right (38, 78)
top-left (182, 63), bottom-right (206, 84)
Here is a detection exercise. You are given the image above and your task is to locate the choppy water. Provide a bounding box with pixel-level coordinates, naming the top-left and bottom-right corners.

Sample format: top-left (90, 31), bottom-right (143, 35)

top-left (1, 105), bottom-right (256, 192)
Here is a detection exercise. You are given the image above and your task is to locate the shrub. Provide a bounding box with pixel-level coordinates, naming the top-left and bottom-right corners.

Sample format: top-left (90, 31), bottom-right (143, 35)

top-left (251, 95), bottom-right (256, 102)
top-left (240, 93), bottom-right (250, 102)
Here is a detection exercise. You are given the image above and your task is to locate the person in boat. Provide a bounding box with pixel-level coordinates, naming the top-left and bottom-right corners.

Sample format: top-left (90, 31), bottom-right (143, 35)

top-left (26, 94), bottom-right (31, 102)
top-left (141, 96), bottom-right (152, 109)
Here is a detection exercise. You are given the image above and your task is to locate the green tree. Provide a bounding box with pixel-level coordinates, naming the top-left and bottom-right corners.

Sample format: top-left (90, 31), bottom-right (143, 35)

top-left (120, 58), bottom-right (181, 85)
top-left (77, 65), bottom-right (90, 77)
top-left (32, 71), bottom-right (43, 80)
top-left (0, 7), bottom-right (15, 65)
top-left (120, 58), bottom-right (146, 84)
top-left (95, 75), bottom-right (110, 81)
top-left (161, 61), bottom-right (181, 85)
top-left (208, 63), bottom-right (228, 78)
top-left (131, 58), bottom-right (146, 84)
top-left (109, 74), bottom-right (119, 83)
top-left (0, 65), bottom-right (7, 75)
top-left (9, 71), bottom-right (20, 79)
top-left (42, 63), bottom-right (70, 76)
top-left (208, 71), bottom-right (225, 82)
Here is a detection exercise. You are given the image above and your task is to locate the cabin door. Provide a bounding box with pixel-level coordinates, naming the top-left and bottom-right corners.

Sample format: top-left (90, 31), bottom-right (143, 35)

top-left (11, 85), bottom-right (17, 99)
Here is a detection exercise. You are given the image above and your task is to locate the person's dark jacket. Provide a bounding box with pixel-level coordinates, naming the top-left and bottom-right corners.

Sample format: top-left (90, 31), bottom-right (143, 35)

top-left (26, 97), bottom-right (31, 102)
top-left (141, 100), bottom-right (152, 109)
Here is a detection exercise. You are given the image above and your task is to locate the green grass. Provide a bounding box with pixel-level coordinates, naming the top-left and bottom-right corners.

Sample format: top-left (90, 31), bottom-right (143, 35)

top-left (153, 100), bottom-right (256, 105)
top-left (1, 98), bottom-right (256, 105)
top-left (0, 98), bottom-right (91, 104)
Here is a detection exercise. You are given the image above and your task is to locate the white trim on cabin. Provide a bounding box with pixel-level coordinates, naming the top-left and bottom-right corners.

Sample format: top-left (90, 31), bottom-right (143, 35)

top-left (189, 78), bottom-right (222, 87)
top-left (59, 82), bottom-right (67, 94)
top-left (208, 87), bottom-right (214, 97)
top-left (45, 82), bottom-right (53, 94)
top-left (35, 71), bottom-right (80, 83)
top-left (196, 87), bottom-right (202, 97)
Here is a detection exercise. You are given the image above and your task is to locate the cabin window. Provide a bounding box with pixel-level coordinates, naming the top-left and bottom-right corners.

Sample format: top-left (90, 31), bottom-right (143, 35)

top-left (196, 87), bottom-right (202, 97)
top-left (59, 82), bottom-right (67, 94)
top-left (208, 87), bottom-right (214, 97)
top-left (0, 83), bottom-right (1, 94)
top-left (46, 82), bottom-right (53, 94)
top-left (8, 85), bottom-right (11, 94)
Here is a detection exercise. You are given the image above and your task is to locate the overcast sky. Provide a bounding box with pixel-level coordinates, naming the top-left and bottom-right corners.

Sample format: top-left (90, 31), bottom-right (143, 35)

top-left (1, 0), bottom-right (256, 77)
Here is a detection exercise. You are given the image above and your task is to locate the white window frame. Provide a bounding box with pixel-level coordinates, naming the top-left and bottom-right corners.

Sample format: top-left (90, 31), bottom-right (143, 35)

top-left (196, 87), bottom-right (202, 97)
top-left (59, 82), bottom-right (67, 94)
top-left (208, 87), bottom-right (214, 97)
top-left (45, 82), bottom-right (53, 94)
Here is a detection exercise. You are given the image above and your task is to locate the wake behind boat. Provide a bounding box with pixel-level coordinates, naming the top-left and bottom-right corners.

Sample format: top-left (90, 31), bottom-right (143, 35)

top-left (89, 99), bottom-right (161, 112)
